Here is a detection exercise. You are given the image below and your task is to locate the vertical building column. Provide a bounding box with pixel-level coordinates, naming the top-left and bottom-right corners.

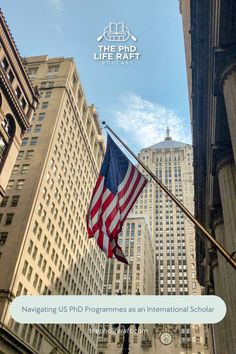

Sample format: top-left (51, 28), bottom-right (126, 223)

top-left (211, 216), bottom-right (227, 354)
top-left (215, 156), bottom-right (236, 353)
top-left (222, 66), bottom-right (236, 163)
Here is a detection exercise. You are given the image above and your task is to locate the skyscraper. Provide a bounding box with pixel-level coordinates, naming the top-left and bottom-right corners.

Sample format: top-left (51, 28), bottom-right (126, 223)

top-left (98, 215), bottom-right (155, 354)
top-left (133, 129), bottom-right (208, 353)
top-left (0, 55), bottom-right (105, 354)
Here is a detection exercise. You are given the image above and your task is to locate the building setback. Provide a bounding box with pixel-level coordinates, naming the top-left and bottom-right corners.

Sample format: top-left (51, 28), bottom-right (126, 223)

top-left (0, 55), bottom-right (106, 354)
top-left (98, 215), bottom-right (155, 354)
top-left (133, 130), bottom-right (208, 353)
top-left (0, 9), bottom-right (38, 202)
top-left (180, 0), bottom-right (236, 353)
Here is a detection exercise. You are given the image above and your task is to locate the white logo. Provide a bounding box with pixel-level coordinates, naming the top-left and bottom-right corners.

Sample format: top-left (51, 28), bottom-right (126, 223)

top-left (97, 22), bottom-right (137, 42)
top-left (94, 22), bottom-right (140, 65)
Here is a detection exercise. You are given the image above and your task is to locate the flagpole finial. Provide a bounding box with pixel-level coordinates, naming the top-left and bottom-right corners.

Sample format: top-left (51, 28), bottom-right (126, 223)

top-left (102, 121), bottom-right (107, 126)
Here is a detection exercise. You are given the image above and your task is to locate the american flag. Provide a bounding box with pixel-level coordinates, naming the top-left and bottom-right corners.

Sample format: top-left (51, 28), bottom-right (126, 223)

top-left (87, 134), bottom-right (147, 264)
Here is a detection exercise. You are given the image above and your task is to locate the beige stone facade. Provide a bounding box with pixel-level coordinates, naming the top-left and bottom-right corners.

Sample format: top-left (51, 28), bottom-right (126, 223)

top-left (0, 55), bottom-right (106, 353)
top-left (98, 215), bottom-right (155, 354)
top-left (0, 10), bottom-right (38, 202)
top-left (133, 132), bottom-right (208, 353)
top-left (180, 1), bottom-right (236, 353)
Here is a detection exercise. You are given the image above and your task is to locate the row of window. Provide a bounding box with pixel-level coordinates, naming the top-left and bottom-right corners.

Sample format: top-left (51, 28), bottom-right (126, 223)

top-left (1, 57), bottom-right (27, 110)
top-left (21, 136), bottom-right (38, 146)
top-left (6, 179), bottom-right (25, 191)
top-left (0, 195), bottom-right (20, 207)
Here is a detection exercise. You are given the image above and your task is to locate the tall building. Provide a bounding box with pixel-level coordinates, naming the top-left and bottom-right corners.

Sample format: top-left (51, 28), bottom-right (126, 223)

top-left (0, 55), bottom-right (106, 354)
top-left (0, 9), bottom-right (38, 201)
top-left (180, 1), bottom-right (236, 353)
top-left (98, 215), bottom-right (155, 354)
top-left (133, 129), bottom-right (208, 353)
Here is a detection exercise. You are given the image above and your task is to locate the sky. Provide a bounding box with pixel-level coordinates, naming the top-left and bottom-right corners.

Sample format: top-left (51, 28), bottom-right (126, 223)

top-left (1, 0), bottom-right (191, 152)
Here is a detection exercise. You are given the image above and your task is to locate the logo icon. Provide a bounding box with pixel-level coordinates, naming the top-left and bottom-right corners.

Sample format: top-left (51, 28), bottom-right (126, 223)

top-left (97, 22), bottom-right (137, 42)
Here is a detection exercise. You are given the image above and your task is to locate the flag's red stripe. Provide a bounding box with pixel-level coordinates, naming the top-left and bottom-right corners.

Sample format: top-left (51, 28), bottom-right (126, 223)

top-left (121, 179), bottom-right (147, 223)
top-left (118, 165), bottom-right (135, 199)
top-left (120, 173), bottom-right (142, 213)
top-left (105, 205), bottom-right (119, 231)
top-left (101, 192), bottom-right (115, 213)
top-left (90, 189), bottom-right (104, 219)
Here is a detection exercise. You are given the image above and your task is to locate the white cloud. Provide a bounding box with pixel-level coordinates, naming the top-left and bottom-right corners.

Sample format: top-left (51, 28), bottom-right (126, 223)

top-left (51, 0), bottom-right (63, 11)
top-left (114, 93), bottom-right (191, 148)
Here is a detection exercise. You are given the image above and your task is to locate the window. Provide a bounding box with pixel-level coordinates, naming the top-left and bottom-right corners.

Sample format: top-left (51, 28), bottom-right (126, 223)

top-left (7, 69), bottom-right (14, 83)
top-left (16, 282), bottom-right (23, 296)
top-left (6, 180), bottom-right (14, 191)
top-left (38, 113), bottom-right (45, 121)
top-left (12, 165), bottom-right (19, 174)
top-left (22, 260), bottom-right (28, 275)
top-left (26, 150), bottom-right (34, 159)
top-left (15, 87), bottom-right (21, 99)
top-left (34, 125), bottom-right (41, 133)
top-left (30, 137), bottom-right (38, 145)
top-left (1, 57), bottom-right (9, 71)
top-left (21, 138), bottom-right (28, 146)
top-left (21, 164), bottom-right (30, 174)
top-left (48, 81), bottom-right (54, 88)
top-left (17, 151), bottom-right (24, 160)
top-left (41, 102), bottom-right (48, 109)
top-left (48, 65), bottom-right (59, 73)
top-left (28, 67), bottom-right (38, 75)
top-left (20, 97), bottom-right (27, 110)
top-left (0, 196), bottom-right (8, 207)
top-left (5, 213), bottom-right (14, 225)
top-left (45, 91), bottom-right (52, 98)
top-left (26, 325), bottom-right (33, 343)
top-left (27, 266), bottom-right (33, 281)
top-left (16, 179), bottom-right (25, 190)
top-left (0, 232), bottom-right (8, 245)
top-left (28, 240), bottom-right (33, 254)
top-left (0, 134), bottom-right (7, 162)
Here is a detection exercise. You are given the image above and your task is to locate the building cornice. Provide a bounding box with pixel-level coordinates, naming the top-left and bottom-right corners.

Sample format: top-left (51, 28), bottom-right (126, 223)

top-left (0, 9), bottom-right (36, 98)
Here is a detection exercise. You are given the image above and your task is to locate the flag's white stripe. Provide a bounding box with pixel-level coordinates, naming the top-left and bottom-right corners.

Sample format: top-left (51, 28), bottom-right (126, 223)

top-left (90, 177), bottom-right (104, 210)
top-left (121, 177), bottom-right (146, 220)
top-left (101, 194), bottom-right (118, 228)
top-left (101, 188), bottom-right (111, 203)
top-left (119, 168), bottom-right (138, 206)
top-left (102, 224), bottom-right (109, 256)
top-left (103, 193), bottom-right (117, 217)
top-left (117, 163), bottom-right (132, 193)
top-left (90, 189), bottom-right (112, 226)
top-left (94, 228), bottom-right (109, 256)
top-left (108, 209), bottom-right (121, 233)
top-left (94, 230), bottom-right (99, 240)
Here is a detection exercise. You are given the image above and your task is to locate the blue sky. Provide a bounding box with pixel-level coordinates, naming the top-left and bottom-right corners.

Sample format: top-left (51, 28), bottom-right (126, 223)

top-left (1, 0), bottom-right (191, 152)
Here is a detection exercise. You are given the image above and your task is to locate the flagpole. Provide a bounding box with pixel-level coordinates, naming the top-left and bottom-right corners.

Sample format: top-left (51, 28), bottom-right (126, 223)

top-left (102, 122), bottom-right (236, 271)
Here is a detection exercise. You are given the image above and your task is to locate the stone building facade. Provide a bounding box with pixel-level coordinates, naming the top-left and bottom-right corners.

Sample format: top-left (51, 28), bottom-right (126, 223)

top-left (180, 1), bottom-right (236, 353)
top-left (0, 9), bottom-right (38, 202)
top-left (133, 131), bottom-right (208, 354)
top-left (0, 55), bottom-right (105, 354)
